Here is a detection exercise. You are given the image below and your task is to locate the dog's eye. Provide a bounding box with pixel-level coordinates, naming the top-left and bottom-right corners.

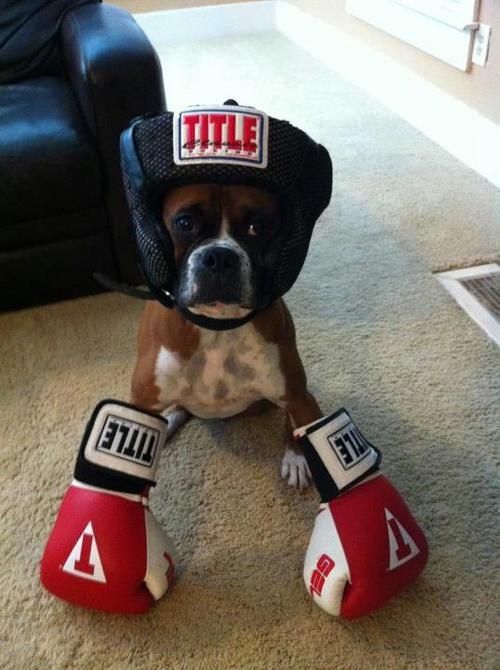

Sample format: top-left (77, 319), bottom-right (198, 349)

top-left (174, 215), bottom-right (197, 234)
top-left (247, 218), bottom-right (265, 237)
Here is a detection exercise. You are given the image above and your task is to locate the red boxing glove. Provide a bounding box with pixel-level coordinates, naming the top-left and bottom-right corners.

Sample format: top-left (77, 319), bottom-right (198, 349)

top-left (295, 409), bottom-right (428, 619)
top-left (40, 400), bottom-right (176, 614)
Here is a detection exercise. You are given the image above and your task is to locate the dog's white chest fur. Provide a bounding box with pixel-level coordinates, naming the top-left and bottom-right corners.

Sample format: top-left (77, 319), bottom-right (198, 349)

top-left (154, 323), bottom-right (286, 419)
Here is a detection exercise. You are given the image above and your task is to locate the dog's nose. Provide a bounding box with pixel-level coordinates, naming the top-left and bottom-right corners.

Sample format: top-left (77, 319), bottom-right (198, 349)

top-left (200, 246), bottom-right (239, 276)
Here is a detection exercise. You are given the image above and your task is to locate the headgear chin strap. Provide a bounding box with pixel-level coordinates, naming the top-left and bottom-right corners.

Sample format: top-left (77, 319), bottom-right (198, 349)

top-left (94, 272), bottom-right (260, 331)
top-left (118, 100), bottom-right (332, 330)
top-left (177, 306), bottom-right (260, 331)
top-left (145, 278), bottom-right (263, 330)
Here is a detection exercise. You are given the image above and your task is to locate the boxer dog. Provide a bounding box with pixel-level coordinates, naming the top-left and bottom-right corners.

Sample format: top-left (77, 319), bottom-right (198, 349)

top-left (130, 182), bottom-right (323, 490)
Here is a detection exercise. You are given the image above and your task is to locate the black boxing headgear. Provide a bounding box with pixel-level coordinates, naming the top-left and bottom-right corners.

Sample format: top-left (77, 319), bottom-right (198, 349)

top-left (120, 102), bottom-right (332, 326)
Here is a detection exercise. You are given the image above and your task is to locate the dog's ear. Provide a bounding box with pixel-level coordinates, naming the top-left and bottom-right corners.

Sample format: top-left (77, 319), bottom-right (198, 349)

top-left (270, 142), bottom-right (332, 299)
top-left (257, 198), bottom-right (288, 303)
top-left (298, 142), bottom-right (333, 228)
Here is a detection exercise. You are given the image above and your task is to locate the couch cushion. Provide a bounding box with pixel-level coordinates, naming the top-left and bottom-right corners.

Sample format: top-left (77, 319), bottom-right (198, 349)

top-left (0, 76), bottom-right (103, 226)
top-left (0, 206), bottom-right (108, 252)
top-left (0, 229), bottom-right (116, 311)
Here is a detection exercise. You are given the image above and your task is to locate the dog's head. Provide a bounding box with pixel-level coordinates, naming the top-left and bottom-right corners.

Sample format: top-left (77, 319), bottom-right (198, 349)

top-left (120, 102), bottom-right (332, 327)
top-left (162, 183), bottom-right (283, 319)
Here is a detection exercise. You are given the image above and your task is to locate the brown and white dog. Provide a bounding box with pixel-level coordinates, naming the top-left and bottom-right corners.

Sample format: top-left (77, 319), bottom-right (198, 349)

top-left (130, 183), bottom-right (323, 489)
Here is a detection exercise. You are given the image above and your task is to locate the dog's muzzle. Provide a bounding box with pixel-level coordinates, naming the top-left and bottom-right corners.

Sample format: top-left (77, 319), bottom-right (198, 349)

top-left (178, 240), bottom-right (254, 309)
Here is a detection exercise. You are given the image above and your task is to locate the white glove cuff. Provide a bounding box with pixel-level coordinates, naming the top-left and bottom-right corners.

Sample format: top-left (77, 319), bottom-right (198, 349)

top-left (82, 401), bottom-right (169, 482)
top-left (294, 408), bottom-right (381, 495)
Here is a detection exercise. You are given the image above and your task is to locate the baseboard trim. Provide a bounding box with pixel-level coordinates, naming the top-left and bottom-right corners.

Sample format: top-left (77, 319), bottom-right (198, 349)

top-left (134, 0), bottom-right (500, 188)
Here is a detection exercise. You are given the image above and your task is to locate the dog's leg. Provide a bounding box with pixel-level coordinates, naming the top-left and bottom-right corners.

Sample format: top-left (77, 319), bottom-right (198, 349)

top-left (253, 299), bottom-right (324, 490)
top-left (131, 357), bottom-right (191, 440)
top-left (131, 382), bottom-right (190, 440)
top-left (161, 404), bottom-right (191, 439)
top-left (281, 393), bottom-right (323, 491)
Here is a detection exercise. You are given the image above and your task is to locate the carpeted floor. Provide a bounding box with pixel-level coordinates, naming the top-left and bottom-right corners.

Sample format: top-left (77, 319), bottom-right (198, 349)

top-left (1, 33), bottom-right (499, 670)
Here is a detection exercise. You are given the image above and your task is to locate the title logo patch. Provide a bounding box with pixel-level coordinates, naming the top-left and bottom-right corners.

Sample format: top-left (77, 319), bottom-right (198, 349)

top-left (62, 522), bottom-right (106, 583)
top-left (327, 420), bottom-right (372, 470)
top-left (173, 106), bottom-right (269, 168)
top-left (385, 509), bottom-right (420, 571)
top-left (96, 414), bottom-right (159, 467)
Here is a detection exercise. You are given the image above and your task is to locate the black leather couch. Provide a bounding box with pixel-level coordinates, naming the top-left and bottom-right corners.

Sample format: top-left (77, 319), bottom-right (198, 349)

top-left (0, 3), bottom-right (166, 311)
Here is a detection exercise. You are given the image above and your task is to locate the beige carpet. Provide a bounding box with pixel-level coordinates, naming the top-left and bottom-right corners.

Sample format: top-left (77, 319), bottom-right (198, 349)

top-left (1, 33), bottom-right (499, 670)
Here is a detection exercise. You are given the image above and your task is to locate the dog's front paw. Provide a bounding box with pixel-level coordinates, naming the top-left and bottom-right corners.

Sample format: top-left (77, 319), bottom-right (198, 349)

top-left (161, 406), bottom-right (190, 439)
top-left (281, 448), bottom-right (312, 491)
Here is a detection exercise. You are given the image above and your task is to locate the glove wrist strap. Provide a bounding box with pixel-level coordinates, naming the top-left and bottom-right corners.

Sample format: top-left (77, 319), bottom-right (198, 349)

top-left (74, 400), bottom-right (169, 495)
top-left (71, 478), bottom-right (146, 502)
top-left (294, 408), bottom-right (381, 502)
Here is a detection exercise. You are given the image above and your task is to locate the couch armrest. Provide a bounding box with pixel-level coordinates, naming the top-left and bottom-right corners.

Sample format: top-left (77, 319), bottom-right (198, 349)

top-left (61, 3), bottom-right (166, 283)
